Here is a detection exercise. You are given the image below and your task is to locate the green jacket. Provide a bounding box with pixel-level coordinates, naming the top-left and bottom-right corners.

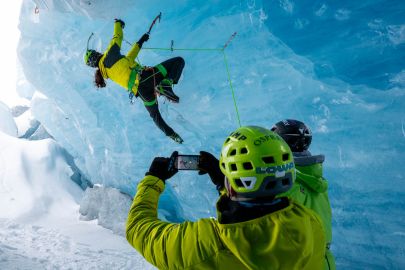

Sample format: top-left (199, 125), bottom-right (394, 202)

top-left (126, 175), bottom-right (326, 270)
top-left (98, 21), bottom-right (142, 94)
top-left (279, 154), bottom-right (335, 270)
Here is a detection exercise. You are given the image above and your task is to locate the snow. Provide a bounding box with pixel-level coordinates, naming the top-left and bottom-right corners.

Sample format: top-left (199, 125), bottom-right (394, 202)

top-left (0, 131), bottom-right (153, 269)
top-left (0, 0), bottom-right (404, 269)
top-left (0, 219), bottom-right (149, 270)
top-left (0, 102), bottom-right (18, 137)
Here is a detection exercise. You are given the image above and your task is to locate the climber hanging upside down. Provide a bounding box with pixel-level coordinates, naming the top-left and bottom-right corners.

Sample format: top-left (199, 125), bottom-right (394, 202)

top-left (84, 18), bottom-right (184, 144)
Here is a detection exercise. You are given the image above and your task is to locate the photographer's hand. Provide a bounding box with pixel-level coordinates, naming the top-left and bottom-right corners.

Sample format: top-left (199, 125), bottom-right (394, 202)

top-left (198, 151), bottom-right (225, 189)
top-left (146, 151), bottom-right (178, 182)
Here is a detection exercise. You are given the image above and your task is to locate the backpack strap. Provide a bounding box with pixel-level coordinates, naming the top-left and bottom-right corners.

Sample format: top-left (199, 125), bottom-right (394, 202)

top-left (127, 64), bottom-right (143, 94)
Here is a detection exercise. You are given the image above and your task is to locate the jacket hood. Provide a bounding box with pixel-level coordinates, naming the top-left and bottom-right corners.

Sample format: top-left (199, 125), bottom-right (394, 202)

top-left (295, 154), bottom-right (327, 193)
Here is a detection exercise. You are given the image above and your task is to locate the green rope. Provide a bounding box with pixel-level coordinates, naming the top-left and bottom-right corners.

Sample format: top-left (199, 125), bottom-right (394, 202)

top-left (131, 44), bottom-right (242, 127)
top-left (222, 50), bottom-right (241, 127)
top-left (143, 47), bottom-right (222, 52)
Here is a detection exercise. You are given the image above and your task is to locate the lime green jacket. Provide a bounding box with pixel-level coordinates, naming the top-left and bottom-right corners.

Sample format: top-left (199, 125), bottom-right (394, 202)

top-left (279, 156), bottom-right (335, 270)
top-left (98, 21), bottom-right (142, 94)
top-left (126, 175), bottom-right (326, 270)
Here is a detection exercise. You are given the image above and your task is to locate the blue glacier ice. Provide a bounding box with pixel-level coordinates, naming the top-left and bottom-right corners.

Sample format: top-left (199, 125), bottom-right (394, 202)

top-left (17, 0), bottom-right (405, 268)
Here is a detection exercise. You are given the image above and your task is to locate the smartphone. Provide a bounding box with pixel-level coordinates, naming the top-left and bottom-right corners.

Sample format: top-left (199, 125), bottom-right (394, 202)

top-left (175, 155), bottom-right (200, 170)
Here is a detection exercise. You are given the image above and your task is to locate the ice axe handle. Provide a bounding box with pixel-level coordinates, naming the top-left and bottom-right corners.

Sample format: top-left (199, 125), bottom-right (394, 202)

top-left (223, 32), bottom-right (237, 50)
top-left (147, 12), bottom-right (162, 35)
top-left (86, 32), bottom-right (94, 50)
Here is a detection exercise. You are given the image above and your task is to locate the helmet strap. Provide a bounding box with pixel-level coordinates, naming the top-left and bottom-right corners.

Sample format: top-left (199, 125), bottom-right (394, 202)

top-left (224, 177), bottom-right (237, 199)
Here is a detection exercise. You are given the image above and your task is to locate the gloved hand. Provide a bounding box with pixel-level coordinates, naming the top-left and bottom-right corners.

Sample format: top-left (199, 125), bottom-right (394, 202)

top-left (146, 151), bottom-right (178, 182)
top-left (169, 132), bottom-right (184, 144)
top-left (114, 18), bottom-right (125, 29)
top-left (137, 33), bottom-right (150, 47)
top-left (198, 151), bottom-right (225, 189)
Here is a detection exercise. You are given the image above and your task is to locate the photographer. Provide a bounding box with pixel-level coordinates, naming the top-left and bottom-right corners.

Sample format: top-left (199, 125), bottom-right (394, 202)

top-left (271, 119), bottom-right (335, 270)
top-left (126, 126), bottom-right (326, 269)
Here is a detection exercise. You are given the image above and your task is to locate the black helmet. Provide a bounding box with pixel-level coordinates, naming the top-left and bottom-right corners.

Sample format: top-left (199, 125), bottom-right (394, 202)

top-left (271, 119), bottom-right (312, 152)
top-left (84, 49), bottom-right (102, 68)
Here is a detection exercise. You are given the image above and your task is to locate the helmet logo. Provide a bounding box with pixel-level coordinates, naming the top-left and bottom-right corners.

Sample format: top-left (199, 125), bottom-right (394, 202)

top-left (239, 177), bottom-right (257, 190)
top-left (229, 131), bottom-right (247, 141)
top-left (253, 134), bottom-right (282, 146)
top-left (256, 161), bottom-right (294, 176)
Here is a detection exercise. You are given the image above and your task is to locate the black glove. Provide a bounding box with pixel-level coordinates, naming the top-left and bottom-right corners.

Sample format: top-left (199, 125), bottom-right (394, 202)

top-left (169, 132), bottom-right (184, 144)
top-left (198, 151), bottom-right (225, 189)
top-left (114, 18), bottom-right (125, 29)
top-left (146, 151), bottom-right (178, 182)
top-left (137, 33), bottom-right (150, 47)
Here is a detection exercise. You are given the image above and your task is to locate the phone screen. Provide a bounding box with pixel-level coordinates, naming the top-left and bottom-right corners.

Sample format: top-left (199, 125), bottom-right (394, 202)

top-left (176, 155), bottom-right (200, 170)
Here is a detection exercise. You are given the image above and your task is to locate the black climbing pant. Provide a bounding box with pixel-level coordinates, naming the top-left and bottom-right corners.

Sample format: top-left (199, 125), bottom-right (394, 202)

top-left (136, 56), bottom-right (185, 137)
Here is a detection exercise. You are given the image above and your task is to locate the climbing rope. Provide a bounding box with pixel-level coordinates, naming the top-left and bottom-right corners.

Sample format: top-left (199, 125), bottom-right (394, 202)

top-left (222, 49), bottom-right (241, 127)
top-left (134, 32), bottom-right (241, 127)
top-left (114, 13), bottom-right (240, 126)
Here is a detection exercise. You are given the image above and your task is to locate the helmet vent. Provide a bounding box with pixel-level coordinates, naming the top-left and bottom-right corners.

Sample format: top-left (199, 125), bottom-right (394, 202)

top-left (282, 153), bottom-right (290, 161)
top-left (262, 156), bottom-right (275, 164)
top-left (230, 164), bottom-right (237, 171)
top-left (240, 147), bottom-right (248, 154)
top-left (229, 149), bottom-right (237, 156)
top-left (225, 138), bottom-right (231, 143)
top-left (221, 162), bottom-right (226, 169)
top-left (243, 162), bottom-right (253, 170)
top-left (234, 178), bottom-right (244, 187)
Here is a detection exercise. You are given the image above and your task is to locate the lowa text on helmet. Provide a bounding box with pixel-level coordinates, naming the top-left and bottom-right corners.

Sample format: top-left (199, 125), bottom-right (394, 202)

top-left (256, 162), bottom-right (294, 174)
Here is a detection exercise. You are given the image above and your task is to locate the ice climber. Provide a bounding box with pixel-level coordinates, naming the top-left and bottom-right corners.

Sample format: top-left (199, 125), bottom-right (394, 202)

top-left (271, 119), bottom-right (335, 270)
top-left (126, 126), bottom-right (326, 269)
top-left (84, 19), bottom-right (184, 144)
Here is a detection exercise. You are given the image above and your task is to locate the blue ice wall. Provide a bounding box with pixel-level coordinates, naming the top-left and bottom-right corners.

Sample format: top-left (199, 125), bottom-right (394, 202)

top-left (263, 0), bottom-right (405, 90)
top-left (19, 0), bottom-right (405, 268)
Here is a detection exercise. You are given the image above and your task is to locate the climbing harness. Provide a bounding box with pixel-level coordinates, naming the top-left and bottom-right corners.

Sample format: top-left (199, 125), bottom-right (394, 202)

top-left (128, 66), bottom-right (161, 106)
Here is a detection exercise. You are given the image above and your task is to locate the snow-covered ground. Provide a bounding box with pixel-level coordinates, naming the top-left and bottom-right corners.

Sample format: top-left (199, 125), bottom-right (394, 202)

top-left (0, 109), bottom-right (153, 269)
top-left (1, 0), bottom-right (404, 269)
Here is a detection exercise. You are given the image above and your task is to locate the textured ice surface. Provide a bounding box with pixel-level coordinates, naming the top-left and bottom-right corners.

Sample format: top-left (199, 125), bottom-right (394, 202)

top-left (79, 185), bottom-right (132, 236)
top-left (16, 0), bottom-right (405, 268)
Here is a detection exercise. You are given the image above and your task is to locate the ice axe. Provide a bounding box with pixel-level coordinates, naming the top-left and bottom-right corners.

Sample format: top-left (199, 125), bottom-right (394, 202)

top-left (122, 12), bottom-right (162, 47)
top-left (147, 12), bottom-right (162, 35)
top-left (86, 32), bottom-right (94, 50)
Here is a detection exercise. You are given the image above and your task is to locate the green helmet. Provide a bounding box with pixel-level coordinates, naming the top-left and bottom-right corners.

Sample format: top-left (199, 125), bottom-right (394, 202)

top-left (219, 126), bottom-right (295, 201)
top-left (84, 49), bottom-right (102, 68)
